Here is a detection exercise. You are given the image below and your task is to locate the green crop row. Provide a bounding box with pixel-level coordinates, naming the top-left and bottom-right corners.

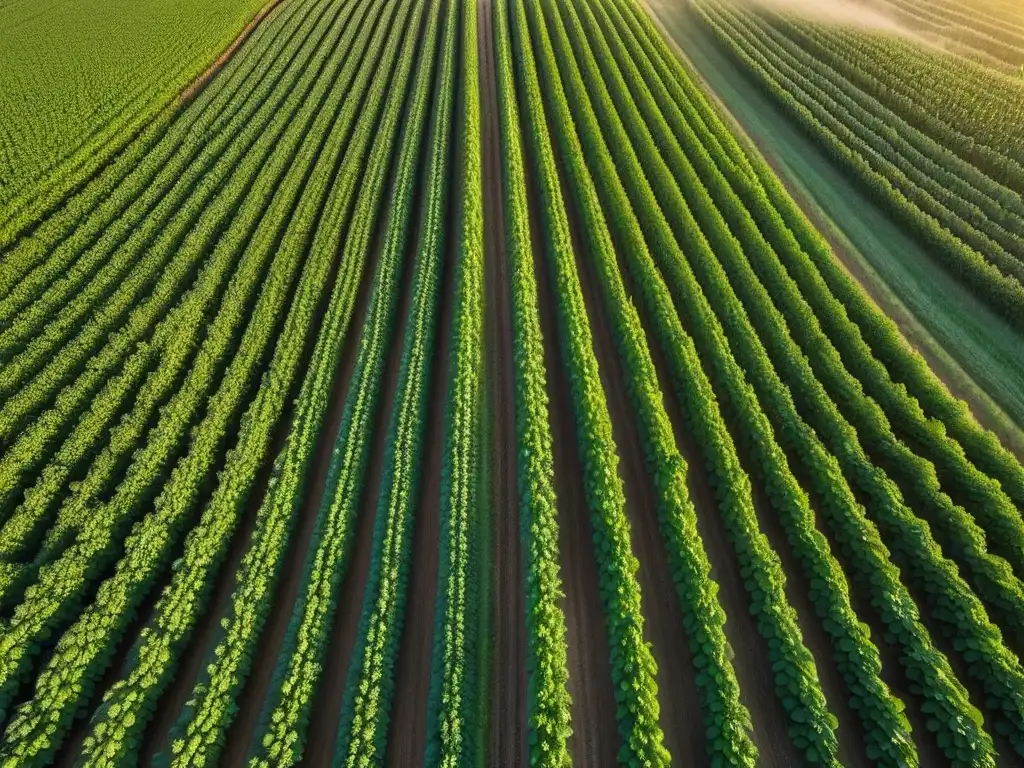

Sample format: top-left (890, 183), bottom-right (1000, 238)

top-left (538, 0), bottom-right (793, 763)
top-left (513, 0), bottom-right (676, 762)
top-left (722, 5), bottom-right (1024, 269)
top-left (611, 0), bottom-right (1024, 563)
top-left (0, 0), bottom-right (380, 723)
top-left (421, 1), bottom-right (487, 767)
top-left (241, 2), bottom-right (431, 762)
top-left (764, 13), bottom-right (1024, 232)
top-left (265, 0), bottom-right (445, 764)
top-left (0, 0), bottom-right (316, 297)
top-left (159, 2), bottom-right (421, 764)
top-left (578, 0), bottom-right (923, 764)
top-left (694, 3), bottom-right (1024, 332)
top-left (0, 0), bottom-right (273, 232)
top-left (727, 15), bottom-right (1024, 517)
top-left (683, 1), bottom-right (1024, 644)
top-left (679, 3), bottom-right (1024, 646)
top-left (0, 0), bottom-right (370, 622)
top-left (0, 75), bottom-right (347, 759)
top-left (791, 22), bottom-right (1024, 195)
top-left (0, 0), bottom-right (374, 748)
top-left (592, 3), bottom-right (1000, 763)
top-left (339, 5), bottom-right (454, 761)
top-left (491, 0), bottom-right (572, 763)
top-left (0, 0), bottom-right (347, 466)
top-left (0, 0), bottom-right (363, 570)
top-left (644, 6), bottom-right (1024, 752)
top-left (0, 0), bottom-right (339, 487)
top-left (58, 5), bottom-right (394, 767)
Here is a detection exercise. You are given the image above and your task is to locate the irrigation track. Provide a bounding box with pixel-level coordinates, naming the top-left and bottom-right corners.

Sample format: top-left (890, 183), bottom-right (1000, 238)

top-left (477, 0), bottom-right (526, 764)
top-left (299, 211), bottom-right (407, 767)
top-left (558, 158), bottom-right (704, 765)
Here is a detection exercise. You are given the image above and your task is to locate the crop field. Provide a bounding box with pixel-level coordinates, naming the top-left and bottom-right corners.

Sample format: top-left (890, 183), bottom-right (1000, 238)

top-left (0, 0), bottom-right (272, 219)
top-left (1, 0), bottom-right (1023, 765)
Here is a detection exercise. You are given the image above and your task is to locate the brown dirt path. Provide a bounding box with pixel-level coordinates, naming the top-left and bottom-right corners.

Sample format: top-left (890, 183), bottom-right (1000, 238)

top-left (381, 6), bottom-right (463, 759)
top-left (746, 477), bottom-right (870, 768)
top-left (136, 375), bottom-right (298, 765)
top-left (290, 175), bottom-right (414, 767)
top-left (671, 419), bottom-right (802, 768)
top-left (477, 0), bottom-right (527, 764)
top-left (206, 196), bottom-right (387, 765)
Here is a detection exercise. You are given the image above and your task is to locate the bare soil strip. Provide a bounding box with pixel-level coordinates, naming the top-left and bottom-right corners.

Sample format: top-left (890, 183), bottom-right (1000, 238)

top-left (136, 376), bottom-right (298, 765)
top-left (300, 159), bottom-right (420, 766)
top-left (746, 477), bottom-right (870, 767)
top-left (203, 210), bottom-right (384, 764)
top-left (673, 418), bottom-right (802, 767)
top-left (477, 0), bottom-right (527, 764)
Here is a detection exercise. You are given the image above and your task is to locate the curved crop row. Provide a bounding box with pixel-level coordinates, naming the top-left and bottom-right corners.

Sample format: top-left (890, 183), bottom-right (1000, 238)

top-left (573, 0), bottom-right (922, 763)
top-left (540, 0), bottom-right (847, 762)
top-left (35, 3), bottom-right (401, 765)
top-left (420, 1), bottom-right (489, 766)
top-left (491, 0), bottom-right (572, 762)
top-left (0, 0), bottom-right (349, 455)
top-left (0, 6), bottom-right (372, 749)
top-left (636, 22), bottom-right (1024, 753)
top-left (0, 32), bottom-right (360, 742)
top-left (687, 11), bottom-right (1024, 648)
top-left (421, 3), bottom-right (489, 765)
top-left (160, 2), bottom-right (425, 763)
top-left (591, 3), bottom-right (999, 763)
top-left (514, 0), bottom-right (697, 762)
top-left (0, 0), bottom-right (375, 621)
top-left (238, 2), bottom-right (432, 762)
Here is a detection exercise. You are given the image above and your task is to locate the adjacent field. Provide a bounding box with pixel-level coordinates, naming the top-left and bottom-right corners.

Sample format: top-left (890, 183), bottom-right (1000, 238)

top-left (0, 0), bottom-right (272, 227)
top-left (2, 0), bottom-right (1024, 765)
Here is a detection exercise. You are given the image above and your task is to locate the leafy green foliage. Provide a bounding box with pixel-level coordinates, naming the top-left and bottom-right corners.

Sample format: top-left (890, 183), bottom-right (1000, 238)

top-left (492, 0), bottom-right (573, 762)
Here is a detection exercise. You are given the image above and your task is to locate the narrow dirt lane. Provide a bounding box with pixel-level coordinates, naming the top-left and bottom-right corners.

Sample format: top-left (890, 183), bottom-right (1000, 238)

top-left (477, 0), bottom-right (526, 764)
top-left (550, 153), bottom-right (707, 763)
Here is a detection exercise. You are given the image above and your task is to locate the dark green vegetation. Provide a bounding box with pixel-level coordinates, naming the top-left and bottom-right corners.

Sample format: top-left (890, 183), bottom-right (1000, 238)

top-left (2, 0), bottom-right (1024, 765)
